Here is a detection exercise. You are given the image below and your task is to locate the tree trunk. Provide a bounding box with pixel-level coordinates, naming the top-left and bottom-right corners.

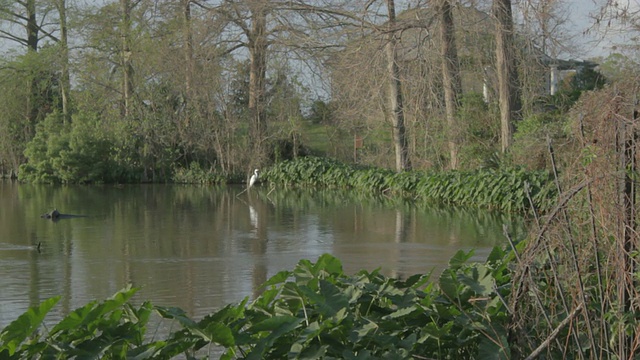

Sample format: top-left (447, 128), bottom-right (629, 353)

top-left (25, 0), bottom-right (39, 140)
top-left (493, 0), bottom-right (521, 153)
top-left (26, 0), bottom-right (38, 52)
top-left (183, 0), bottom-right (193, 101)
top-left (438, 0), bottom-right (462, 170)
top-left (120, 0), bottom-right (134, 117)
top-left (248, 1), bottom-right (268, 164)
top-left (385, 0), bottom-right (411, 172)
top-left (57, 0), bottom-right (71, 124)
top-left (182, 0), bottom-right (193, 127)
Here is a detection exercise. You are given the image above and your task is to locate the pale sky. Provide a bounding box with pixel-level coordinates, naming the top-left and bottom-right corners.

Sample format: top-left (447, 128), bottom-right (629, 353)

top-left (566, 0), bottom-right (612, 58)
top-left (0, 0), bottom-right (634, 61)
top-left (563, 0), bottom-right (639, 59)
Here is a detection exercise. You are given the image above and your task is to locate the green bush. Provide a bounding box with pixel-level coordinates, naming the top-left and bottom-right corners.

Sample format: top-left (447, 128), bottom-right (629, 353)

top-left (18, 111), bottom-right (243, 184)
top-left (510, 112), bottom-right (568, 170)
top-left (172, 161), bottom-right (228, 184)
top-left (19, 111), bottom-right (119, 184)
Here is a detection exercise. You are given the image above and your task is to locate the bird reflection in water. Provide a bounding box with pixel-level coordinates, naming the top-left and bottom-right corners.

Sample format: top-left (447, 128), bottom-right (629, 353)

top-left (249, 205), bottom-right (258, 232)
top-left (248, 202), bottom-right (268, 299)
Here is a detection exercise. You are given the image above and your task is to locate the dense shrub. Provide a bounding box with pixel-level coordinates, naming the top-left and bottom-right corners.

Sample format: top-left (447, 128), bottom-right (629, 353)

top-left (18, 112), bottom-right (238, 184)
top-left (19, 112), bottom-right (120, 184)
top-left (509, 112), bottom-right (569, 170)
top-left (172, 162), bottom-right (228, 184)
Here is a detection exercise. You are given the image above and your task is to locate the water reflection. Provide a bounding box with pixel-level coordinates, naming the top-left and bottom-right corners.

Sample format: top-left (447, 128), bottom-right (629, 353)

top-left (245, 195), bottom-right (268, 298)
top-left (0, 181), bottom-right (525, 327)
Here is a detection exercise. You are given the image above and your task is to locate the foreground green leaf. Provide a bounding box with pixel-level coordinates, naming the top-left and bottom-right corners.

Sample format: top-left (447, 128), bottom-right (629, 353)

top-left (0, 296), bottom-right (60, 356)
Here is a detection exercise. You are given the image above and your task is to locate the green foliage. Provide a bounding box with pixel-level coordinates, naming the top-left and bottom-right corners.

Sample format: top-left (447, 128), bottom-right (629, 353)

top-left (263, 156), bottom-right (356, 189)
top-left (183, 251), bottom-right (514, 359)
top-left (414, 167), bottom-right (555, 212)
top-left (263, 156), bottom-right (556, 212)
top-left (456, 93), bottom-right (500, 156)
top-left (540, 67), bottom-right (606, 112)
top-left (0, 286), bottom-right (156, 359)
top-left (19, 111), bottom-right (120, 184)
top-left (569, 67), bottom-right (606, 92)
top-left (18, 111), bottom-right (240, 184)
top-left (510, 112), bottom-right (568, 170)
top-left (172, 161), bottom-right (228, 184)
top-left (306, 100), bottom-right (334, 125)
top-left (0, 48), bottom-right (62, 171)
top-left (0, 297), bottom-right (60, 357)
top-left (436, 247), bottom-right (513, 359)
top-left (593, 53), bottom-right (633, 83)
top-left (456, 93), bottom-right (501, 168)
top-left (1, 251), bottom-right (516, 359)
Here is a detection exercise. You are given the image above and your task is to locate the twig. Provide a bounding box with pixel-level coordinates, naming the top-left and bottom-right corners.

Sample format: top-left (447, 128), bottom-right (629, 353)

top-left (492, 279), bottom-right (511, 314)
top-left (504, 225), bottom-right (563, 352)
top-left (524, 182), bottom-right (541, 230)
top-left (579, 113), bottom-right (608, 353)
top-left (524, 304), bottom-right (583, 360)
top-left (548, 136), bottom-right (596, 355)
top-left (529, 179), bottom-right (589, 253)
top-left (235, 187), bottom-right (248, 197)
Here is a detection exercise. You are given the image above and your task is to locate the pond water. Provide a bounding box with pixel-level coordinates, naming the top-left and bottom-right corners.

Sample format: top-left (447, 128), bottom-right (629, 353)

top-left (0, 181), bottom-right (525, 327)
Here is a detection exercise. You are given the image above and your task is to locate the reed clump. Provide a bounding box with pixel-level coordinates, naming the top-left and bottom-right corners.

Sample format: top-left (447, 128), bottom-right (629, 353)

top-left (508, 80), bottom-right (640, 359)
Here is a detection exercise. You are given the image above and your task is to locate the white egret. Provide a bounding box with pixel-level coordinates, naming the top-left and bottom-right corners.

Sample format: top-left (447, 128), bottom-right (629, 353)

top-left (249, 169), bottom-right (259, 188)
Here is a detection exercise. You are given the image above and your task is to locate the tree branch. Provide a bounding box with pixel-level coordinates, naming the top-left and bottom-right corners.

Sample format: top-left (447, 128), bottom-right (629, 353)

top-left (524, 304), bottom-right (584, 360)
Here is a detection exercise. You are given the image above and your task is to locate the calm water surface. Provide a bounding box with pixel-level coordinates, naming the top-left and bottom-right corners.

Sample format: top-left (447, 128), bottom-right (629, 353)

top-left (0, 181), bottom-right (525, 327)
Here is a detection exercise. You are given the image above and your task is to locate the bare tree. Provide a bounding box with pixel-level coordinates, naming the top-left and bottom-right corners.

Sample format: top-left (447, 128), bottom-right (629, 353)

top-left (493, 0), bottom-right (521, 153)
top-left (437, 0), bottom-right (462, 169)
top-left (0, 0), bottom-right (62, 51)
top-left (584, 5), bottom-right (640, 359)
top-left (55, 0), bottom-right (71, 123)
top-left (385, 0), bottom-right (411, 171)
top-left (203, 0), bottom-right (360, 167)
top-left (204, 1), bottom-right (296, 166)
top-left (247, 1), bottom-right (268, 162)
top-left (120, 0), bottom-right (134, 117)
top-left (591, 0), bottom-right (640, 48)
top-left (183, 0), bottom-right (194, 105)
top-left (519, 0), bottom-right (570, 56)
